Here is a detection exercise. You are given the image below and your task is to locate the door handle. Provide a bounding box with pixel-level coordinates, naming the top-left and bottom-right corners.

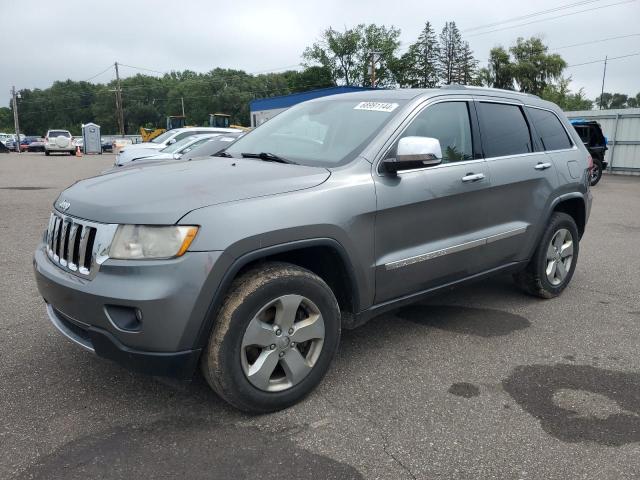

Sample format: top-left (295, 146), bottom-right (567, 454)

top-left (462, 173), bottom-right (485, 182)
top-left (534, 162), bottom-right (552, 170)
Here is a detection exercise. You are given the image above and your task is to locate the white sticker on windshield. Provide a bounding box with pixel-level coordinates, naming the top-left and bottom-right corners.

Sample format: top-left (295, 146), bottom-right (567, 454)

top-left (354, 101), bottom-right (399, 112)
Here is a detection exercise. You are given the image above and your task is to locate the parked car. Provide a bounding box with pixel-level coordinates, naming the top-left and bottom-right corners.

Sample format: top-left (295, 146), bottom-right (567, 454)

top-left (0, 133), bottom-right (12, 146)
top-left (27, 137), bottom-right (46, 152)
top-left (101, 138), bottom-right (113, 152)
top-left (44, 130), bottom-right (75, 155)
top-left (73, 137), bottom-right (84, 150)
top-left (115, 127), bottom-right (241, 165)
top-left (34, 87), bottom-right (592, 413)
top-left (113, 133), bottom-right (221, 167)
top-left (19, 138), bottom-right (34, 152)
top-left (570, 119), bottom-right (608, 186)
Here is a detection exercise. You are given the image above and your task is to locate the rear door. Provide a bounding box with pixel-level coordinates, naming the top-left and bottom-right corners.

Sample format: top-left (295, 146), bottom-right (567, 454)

top-left (475, 99), bottom-right (558, 266)
top-left (373, 98), bottom-right (494, 303)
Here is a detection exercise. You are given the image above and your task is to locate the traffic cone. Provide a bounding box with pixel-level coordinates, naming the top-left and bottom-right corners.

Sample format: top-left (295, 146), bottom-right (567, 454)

top-left (75, 145), bottom-right (82, 157)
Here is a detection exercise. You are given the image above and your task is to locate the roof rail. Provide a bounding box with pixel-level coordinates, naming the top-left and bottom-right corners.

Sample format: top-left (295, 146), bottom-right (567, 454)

top-left (439, 84), bottom-right (540, 99)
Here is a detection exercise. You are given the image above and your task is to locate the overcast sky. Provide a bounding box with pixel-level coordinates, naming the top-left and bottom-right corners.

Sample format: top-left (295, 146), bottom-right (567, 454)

top-left (2, 0), bottom-right (639, 107)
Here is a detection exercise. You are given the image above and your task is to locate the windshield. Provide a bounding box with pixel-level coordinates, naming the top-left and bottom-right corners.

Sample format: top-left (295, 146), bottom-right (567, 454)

top-left (161, 135), bottom-right (199, 153)
top-left (151, 130), bottom-right (175, 144)
top-left (225, 98), bottom-right (407, 167)
top-left (179, 136), bottom-right (216, 154)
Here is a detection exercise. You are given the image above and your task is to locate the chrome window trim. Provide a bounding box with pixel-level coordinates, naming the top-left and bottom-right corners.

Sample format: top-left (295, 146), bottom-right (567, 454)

top-left (374, 97), bottom-right (477, 177)
top-left (384, 226), bottom-right (527, 271)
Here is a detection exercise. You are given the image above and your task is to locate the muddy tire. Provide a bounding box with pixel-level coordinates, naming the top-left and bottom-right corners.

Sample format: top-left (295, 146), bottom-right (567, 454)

top-left (513, 212), bottom-right (579, 299)
top-left (201, 262), bottom-right (340, 413)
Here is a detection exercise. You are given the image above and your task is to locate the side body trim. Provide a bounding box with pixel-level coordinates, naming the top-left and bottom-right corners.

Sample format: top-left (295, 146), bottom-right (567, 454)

top-left (384, 226), bottom-right (527, 271)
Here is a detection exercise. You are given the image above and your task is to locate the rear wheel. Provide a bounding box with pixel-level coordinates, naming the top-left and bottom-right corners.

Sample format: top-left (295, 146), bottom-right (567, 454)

top-left (201, 262), bottom-right (341, 413)
top-left (513, 212), bottom-right (579, 298)
top-left (590, 158), bottom-right (603, 186)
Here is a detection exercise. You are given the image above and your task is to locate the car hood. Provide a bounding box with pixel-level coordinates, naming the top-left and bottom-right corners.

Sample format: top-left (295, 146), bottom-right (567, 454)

top-left (116, 146), bottom-right (165, 165)
top-left (55, 158), bottom-right (331, 224)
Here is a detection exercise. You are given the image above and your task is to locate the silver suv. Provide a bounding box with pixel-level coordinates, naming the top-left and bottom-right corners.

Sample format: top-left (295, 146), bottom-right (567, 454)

top-left (34, 87), bottom-right (592, 412)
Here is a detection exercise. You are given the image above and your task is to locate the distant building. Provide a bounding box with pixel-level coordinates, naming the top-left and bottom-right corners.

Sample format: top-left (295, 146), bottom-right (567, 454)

top-left (249, 86), bottom-right (375, 127)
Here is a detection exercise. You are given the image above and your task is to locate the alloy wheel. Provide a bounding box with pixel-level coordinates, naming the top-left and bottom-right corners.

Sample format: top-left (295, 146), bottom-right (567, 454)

top-left (545, 228), bottom-right (574, 286)
top-left (240, 294), bottom-right (325, 392)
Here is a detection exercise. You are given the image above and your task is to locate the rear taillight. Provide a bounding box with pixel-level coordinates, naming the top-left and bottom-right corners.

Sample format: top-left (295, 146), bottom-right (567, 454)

top-left (587, 155), bottom-right (593, 170)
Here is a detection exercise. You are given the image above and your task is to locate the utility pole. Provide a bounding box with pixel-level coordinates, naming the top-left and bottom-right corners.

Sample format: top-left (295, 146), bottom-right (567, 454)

top-left (114, 62), bottom-right (125, 136)
top-left (11, 86), bottom-right (21, 154)
top-left (181, 97), bottom-right (185, 117)
top-left (599, 56), bottom-right (608, 110)
top-left (370, 52), bottom-right (381, 88)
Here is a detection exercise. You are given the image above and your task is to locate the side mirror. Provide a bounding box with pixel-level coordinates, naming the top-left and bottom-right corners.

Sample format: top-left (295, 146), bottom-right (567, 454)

top-left (168, 138), bottom-right (177, 145)
top-left (382, 136), bottom-right (442, 175)
top-left (173, 153), bottom-right (181, 160)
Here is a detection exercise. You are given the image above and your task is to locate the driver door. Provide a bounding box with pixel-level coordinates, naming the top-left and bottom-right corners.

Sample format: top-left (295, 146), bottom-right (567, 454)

top-left (373, 99), bottom-right (493, 303)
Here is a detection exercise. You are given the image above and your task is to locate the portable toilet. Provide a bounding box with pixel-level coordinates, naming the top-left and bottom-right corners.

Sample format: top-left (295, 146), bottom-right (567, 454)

top-left (81, 123), bottom-right (101, 154)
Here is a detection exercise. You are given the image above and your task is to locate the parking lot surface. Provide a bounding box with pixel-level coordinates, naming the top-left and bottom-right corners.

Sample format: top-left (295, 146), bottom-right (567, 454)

top-left (1, 152), bottom-right (639, 479)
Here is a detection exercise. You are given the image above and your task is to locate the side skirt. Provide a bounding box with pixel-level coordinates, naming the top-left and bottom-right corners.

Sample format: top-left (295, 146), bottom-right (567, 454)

top-left (345, 261), bottom-right (527, 329)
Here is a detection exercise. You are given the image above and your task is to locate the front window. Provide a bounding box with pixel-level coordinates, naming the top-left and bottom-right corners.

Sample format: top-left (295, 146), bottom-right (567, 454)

top-left (225, 98), bottom-right (408, 167)
top-left (161, 136), bottom-right (199, 153)
top-left (151, 131), bottom-right (174, 144)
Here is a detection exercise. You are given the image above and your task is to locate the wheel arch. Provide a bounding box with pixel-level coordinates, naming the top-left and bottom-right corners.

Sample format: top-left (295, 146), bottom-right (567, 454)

top-left (193, 238), bottom-right (361, 349)
top-left (550, 194), bottom-right (586, 239)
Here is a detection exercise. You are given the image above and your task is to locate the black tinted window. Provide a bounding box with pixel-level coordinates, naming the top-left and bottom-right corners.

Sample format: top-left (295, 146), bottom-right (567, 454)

top-left (395, 102), bottom-right (473, 163)
top-left (527, 108), bottom-right (572, 151)
top-left (478, 103), bottom-right (532, 157)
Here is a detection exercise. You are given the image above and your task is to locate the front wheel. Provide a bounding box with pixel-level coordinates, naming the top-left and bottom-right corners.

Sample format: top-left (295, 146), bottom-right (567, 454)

top-left (201, 262), bottom-right (341, 413)
top-left (590, 158), bottom-right (603, 186)
top-left (513, 212), bottom-right (579, 299)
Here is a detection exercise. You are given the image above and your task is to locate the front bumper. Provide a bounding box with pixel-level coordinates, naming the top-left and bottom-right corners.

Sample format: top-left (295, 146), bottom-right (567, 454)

top-left (34, 243), bottom-right (223, 377)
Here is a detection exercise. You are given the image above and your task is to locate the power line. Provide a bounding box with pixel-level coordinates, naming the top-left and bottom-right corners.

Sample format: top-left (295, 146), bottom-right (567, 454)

top-left (462, 0), bottom-right (606, 32)
top-left (566, 51), bottom-right (640, 67)
top-left (83, 64), bottom-right (114, 83)
top-left (465, 0), bottom-right (636, 38)
top-left (551, 33), bottom-right (640, 50)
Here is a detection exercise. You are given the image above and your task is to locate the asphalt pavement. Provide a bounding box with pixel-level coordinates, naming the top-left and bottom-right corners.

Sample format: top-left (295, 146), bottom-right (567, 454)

top-left (1, 152), bottom-right (639, 479)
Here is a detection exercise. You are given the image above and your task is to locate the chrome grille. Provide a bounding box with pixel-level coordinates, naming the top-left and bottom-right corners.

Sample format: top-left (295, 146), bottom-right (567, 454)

top-left (46, 211), bottom-right (117, 278)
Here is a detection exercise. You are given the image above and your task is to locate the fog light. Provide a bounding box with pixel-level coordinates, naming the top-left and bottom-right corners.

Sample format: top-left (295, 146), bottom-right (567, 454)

top-left (105, 305), bottom-right (142, 332)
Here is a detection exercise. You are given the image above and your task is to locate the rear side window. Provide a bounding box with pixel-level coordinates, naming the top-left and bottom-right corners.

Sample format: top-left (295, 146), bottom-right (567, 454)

top-left (527, 108), bottom-right (573, 151)
top-left (477, 102), bottom-right (532, 157)
top-left (48, 130), bottom-right (71, 138)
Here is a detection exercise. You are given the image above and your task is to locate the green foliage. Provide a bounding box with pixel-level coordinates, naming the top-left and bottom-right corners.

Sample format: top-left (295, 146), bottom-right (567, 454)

top-left (395, 22), bottom-right (440, 88)
top-left (478, 47), bottom-right (514, 90)
top-left (12, 67), bottom-right (335, 135)
top-left (303, 24), bottom-right (401, 87)
top-left (541, 77), bottom-right (593, 111)
top-left (595, 92), bottom-right (638, 109)
top-left (509, 37), bottom-right (566, 95)
top-left (0, 107), bottom-right (13, 131)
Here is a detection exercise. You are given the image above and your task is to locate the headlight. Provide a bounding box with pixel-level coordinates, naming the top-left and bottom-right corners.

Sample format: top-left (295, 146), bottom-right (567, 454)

top-left (109, 225), bottom-right (198, 259)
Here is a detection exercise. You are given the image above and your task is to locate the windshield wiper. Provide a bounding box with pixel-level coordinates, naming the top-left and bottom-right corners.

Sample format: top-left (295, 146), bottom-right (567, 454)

top-left (212, 150), bottom-right (233, 158)
top-left (241, 152), bottom-right (297, 164)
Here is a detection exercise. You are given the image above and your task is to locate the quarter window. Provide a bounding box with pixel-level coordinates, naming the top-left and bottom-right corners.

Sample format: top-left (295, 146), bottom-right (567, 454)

top-left (527, 107), bottom-right (573, 151)
top-left (477, 102), bottom-right (533, 157)
top-left (392, 102), bottom-right (473, 164)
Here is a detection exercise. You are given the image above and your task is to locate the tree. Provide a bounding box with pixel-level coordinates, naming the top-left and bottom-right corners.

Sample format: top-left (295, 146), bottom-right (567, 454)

top-left (627, 93), bottom-right (640, 108)
top-left (438, 21), bottom-right (463, 84)
top-left (302, 24), bottom-right (401, 87)
top-left (396, 22), bottom-right (440, 88)
top-left (456, 41), bottom-right (479, 85)
top-left (595, 92), bottom-right (630, 109)
top-left (541, 78), bottom-right (593, 111)
top-left (478, 47), bottom-right (514, 89)
top-left (0, 107), bottom-right (12, 131)
top-left (509, 37), bottom-right (566, 95)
